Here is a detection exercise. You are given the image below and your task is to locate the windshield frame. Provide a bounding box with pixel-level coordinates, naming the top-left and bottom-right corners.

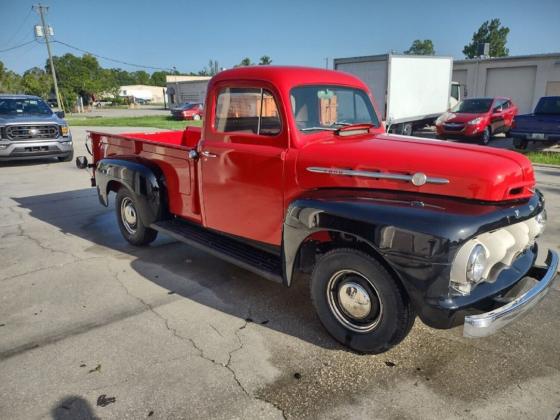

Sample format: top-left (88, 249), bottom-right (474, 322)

top-left (289, 84), bottom-right (380, 134)
top-left (534, 97), bottom-right (560, 115)
top-left (450, 98), bottom-right (494, 114)
top-left (449, 98), bottom-right (495, 114)
top-left (0, 97), bottom-right (54, 116)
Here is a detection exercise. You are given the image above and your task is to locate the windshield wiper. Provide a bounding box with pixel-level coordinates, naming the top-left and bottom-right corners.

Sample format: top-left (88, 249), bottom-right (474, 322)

top-left (300, 127), bottom-right (338, 132)
top-left (335, 123), bottom-right (375, 133)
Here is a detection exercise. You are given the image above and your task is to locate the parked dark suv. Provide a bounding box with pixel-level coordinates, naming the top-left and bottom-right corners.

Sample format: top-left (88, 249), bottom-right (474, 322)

top-left (0, 95), bottom-right (73, 162)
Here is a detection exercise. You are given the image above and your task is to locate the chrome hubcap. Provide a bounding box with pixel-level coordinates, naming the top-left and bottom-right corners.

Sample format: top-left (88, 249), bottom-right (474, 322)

top-left (327, 269), bottom-right (382, 333)
top-left (338, 282), bottom-right (371, 319)
top-left (120, 197), bottom-right (137, 234)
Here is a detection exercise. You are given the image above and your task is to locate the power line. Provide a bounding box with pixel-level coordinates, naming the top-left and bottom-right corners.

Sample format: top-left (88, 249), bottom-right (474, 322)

top-left (52, 39), bottom-right (174, 72)
top-left (0, 39), bottom-right (36, 53)
top-left (4, 7), bottom-right (33, 46)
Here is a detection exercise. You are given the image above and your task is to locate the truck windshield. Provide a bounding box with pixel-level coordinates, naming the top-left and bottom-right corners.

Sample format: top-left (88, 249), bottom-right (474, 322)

top-left (0, 98), bottom-right (53, 116)
top-left (451, 98), bottom-right (493, 114)
top-left (534, 97), bottom-right (560, 115)
top-left (290, 85), bottom-right (379, 133)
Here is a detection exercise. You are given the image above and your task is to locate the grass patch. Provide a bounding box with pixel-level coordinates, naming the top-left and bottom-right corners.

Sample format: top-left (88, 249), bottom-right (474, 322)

top-left (67, 115), bottom-right (202, 130)
top-left (524, 151), bottom-right (560, 166)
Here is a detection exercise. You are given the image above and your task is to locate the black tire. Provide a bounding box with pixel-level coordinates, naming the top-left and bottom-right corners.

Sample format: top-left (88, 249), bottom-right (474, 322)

top-left (58, 149), bottom-right (74, 162)
top-left (400, 123), bottom-right (413, 136)
top-left (311, 248), bottom-right (415, 354)
top-left (115, 188), bottom-right (158, 246)
top-left (513, 138), bottom-right (528, 150)
top-left (480, 127), bottom-right (491, 145)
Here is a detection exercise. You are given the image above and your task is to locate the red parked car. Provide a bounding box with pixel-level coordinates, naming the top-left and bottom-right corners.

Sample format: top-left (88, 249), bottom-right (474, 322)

top-left (76, 67), bottom-right (556, 354)
top-left (435, 97), bottom-right (518, 144)
top-left (170, 102), bottom-right (203, 120)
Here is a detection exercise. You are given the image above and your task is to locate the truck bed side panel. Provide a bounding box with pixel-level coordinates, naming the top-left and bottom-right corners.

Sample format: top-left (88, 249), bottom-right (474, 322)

top-left (90, 130), bottom-right (202, 223)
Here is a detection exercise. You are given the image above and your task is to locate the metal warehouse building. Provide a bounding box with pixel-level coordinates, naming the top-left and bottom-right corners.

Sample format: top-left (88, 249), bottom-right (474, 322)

top-left (166, 75), bottom-right (211, 106)
top-left (453, 53), bottom-right (560, 114)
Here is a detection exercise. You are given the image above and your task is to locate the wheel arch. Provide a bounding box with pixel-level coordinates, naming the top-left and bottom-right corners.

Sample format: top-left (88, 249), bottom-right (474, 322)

top-left (282, 199), bottom-right (406, 289)
top-left (95, 157), bottom-right (168, 225)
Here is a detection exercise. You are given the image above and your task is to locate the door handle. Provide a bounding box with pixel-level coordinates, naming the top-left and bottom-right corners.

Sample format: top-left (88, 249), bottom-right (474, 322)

top-left (201, 150), bottom-right (218, 158)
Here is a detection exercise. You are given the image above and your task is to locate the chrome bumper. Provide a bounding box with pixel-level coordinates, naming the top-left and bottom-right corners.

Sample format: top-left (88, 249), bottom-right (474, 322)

top-left (464, 250), bottom-right (558, 338)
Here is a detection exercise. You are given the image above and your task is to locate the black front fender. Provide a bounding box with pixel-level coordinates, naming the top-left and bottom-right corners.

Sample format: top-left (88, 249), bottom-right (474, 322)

top-left (95, 158), bottom-right (166, 225)
top-left (282, 189), bottom-right (544, 326)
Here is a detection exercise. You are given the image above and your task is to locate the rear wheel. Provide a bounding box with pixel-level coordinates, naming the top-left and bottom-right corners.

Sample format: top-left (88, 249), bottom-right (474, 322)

top-left (513, 138), bottom-right (528, 150)
top-left (193, 114), bottom-right (201, 121)
top-left (116, 188), bottom-right (158, 246)
top-left (311, 248), bottom-right (415, 354)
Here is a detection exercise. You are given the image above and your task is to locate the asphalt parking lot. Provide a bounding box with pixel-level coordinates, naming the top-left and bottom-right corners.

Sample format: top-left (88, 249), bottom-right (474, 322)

top-left (1, 127), bottom-right (559, 419)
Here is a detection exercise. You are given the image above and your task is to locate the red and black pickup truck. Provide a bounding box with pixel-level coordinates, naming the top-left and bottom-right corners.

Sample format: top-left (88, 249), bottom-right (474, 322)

top-left (77, 66), bottom-right (557, 354)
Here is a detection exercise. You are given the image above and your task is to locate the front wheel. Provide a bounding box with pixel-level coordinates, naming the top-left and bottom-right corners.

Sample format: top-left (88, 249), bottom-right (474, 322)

top-left (480, 127), bottom-right (491, 145)
top-left (193, 114), bottom-right (201, 121)
top-left (311, 248), bottom-right (415, 354)
top-left (115, 188), bottom-right (158, 246)
top-left (58, 149), bottom-right (74, 162)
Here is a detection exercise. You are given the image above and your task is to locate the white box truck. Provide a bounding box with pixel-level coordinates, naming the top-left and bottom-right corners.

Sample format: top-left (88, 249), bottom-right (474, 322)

top-left (334, 54), bottom-right (458, 135)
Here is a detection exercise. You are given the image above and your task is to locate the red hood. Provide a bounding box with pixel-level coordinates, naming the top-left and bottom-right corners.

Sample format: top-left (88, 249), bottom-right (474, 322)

top-left (447, 112), bottom-right (489, 123)
top-left (297, 133), bottom-right (535, 202)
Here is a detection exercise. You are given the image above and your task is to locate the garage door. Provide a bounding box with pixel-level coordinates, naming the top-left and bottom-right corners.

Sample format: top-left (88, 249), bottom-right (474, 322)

top-left (484, 66), bottom-right (536, 113)
top-left (546, 81), bottom-right (560, 96)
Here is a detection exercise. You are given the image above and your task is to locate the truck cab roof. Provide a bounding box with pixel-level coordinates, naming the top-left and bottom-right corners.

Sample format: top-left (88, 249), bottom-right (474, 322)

top-left (211, 66), bottom-right (369, 91)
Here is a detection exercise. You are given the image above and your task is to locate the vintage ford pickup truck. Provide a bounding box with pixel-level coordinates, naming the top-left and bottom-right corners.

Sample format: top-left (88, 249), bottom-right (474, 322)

top-left (77, 66), bottom-right (558, 353)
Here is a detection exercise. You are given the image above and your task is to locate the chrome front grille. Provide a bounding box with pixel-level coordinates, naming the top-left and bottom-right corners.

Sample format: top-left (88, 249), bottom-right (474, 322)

top-left (443, 122), bottom-right (465, 132)
top-left (5, 124), bottom-right (59, 140)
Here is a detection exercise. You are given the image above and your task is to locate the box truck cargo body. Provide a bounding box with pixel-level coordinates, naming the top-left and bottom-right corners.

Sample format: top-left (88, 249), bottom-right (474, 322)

top-left (334, 54), bottom-right (454, 135)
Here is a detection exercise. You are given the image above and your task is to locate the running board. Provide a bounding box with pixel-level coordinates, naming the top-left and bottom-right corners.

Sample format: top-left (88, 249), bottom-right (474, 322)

top-left (151, 219), bottom-right (284, 284)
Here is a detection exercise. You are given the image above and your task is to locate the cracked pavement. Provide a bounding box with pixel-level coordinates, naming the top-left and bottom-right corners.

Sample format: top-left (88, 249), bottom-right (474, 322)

top-left (0, 126), bottom-right (559, 419)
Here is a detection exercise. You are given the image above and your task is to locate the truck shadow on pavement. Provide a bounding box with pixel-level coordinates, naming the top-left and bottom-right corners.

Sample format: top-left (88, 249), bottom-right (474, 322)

top-left (11, 188), bottom-right (560, 414)
top-left (13, 188), bottom-right (339, 352)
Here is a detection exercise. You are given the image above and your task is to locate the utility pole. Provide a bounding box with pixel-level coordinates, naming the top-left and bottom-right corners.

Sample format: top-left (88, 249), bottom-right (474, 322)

top-left (33, 4), bottom-right (64, 112)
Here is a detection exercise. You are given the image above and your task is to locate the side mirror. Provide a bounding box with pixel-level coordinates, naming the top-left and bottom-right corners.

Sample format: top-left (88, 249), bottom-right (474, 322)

top-left (56, 111), bottom-right (65, 118)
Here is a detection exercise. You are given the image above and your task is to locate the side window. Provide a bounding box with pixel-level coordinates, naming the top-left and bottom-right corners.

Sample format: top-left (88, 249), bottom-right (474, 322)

top-left (214, 87), bottom-right (281, 136)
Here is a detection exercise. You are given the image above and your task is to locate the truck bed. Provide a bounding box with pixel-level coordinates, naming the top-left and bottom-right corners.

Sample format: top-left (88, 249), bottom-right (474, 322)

top-left (89, 126), bottom-right (203, 222)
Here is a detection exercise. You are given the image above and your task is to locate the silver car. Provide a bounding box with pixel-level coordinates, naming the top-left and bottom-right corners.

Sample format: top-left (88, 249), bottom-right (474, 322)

top-left (0, 95), bottom-right (73, 162)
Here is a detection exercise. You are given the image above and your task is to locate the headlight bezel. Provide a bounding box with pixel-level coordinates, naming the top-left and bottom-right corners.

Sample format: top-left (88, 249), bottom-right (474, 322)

top-left (60, 125), bottom-right (70, 137)
top-left (467, 117), bottom-right (483, 126)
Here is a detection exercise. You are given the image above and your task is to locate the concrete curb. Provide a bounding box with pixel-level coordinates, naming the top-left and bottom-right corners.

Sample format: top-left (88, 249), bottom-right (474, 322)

top-left (533, 163), bottom-right (560, 169)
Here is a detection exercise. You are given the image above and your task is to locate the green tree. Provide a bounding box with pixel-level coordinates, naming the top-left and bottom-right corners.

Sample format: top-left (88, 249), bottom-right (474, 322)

top-left (238, 57), bottom-right (253, 67)
top-left (259, 55), bottom-right (272, 65)
top-left (404, 40), bottom-right (435, 55)
top-left (150, 71), bottom-right (168, 86)
top-left (0, 60), bottom-right (23, 93)
top-left (21, 67), bottom-right (52, 97)
top-left (49, 53), bottom-right (118, 107)
top-left (463, 19), bottom-right (510, 58)
top-left (131, 70), bottom-right (150, 85)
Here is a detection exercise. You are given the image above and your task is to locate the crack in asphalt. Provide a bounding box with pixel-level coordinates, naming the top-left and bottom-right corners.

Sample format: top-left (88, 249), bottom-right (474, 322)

top-left (109, 266), bottom-right (287, 419)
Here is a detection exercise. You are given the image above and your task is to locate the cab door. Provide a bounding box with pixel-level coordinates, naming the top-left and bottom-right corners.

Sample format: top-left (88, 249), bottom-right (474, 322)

top-left (199, 84), bottom-right (287, 245)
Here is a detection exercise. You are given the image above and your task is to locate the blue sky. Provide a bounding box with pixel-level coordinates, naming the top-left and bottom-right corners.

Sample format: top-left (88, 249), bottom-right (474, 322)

top-left (1, 0), bottom-right (559, 74)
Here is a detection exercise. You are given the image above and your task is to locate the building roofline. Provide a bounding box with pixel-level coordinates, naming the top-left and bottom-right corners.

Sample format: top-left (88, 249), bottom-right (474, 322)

top-left (454, 52), bottom-right (560, 64)
top-left (333, 53), bottom-right (453, 65)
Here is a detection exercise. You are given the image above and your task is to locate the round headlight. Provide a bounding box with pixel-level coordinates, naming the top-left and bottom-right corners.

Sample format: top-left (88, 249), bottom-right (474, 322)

top-left (466, 244), bottom-right (487, 283)
top-left (535, 210), bottom-right (547, 236)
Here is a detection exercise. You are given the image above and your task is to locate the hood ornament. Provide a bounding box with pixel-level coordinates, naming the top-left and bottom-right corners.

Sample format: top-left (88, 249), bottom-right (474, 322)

top-left (411, 173), bottom-right (427, 186)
